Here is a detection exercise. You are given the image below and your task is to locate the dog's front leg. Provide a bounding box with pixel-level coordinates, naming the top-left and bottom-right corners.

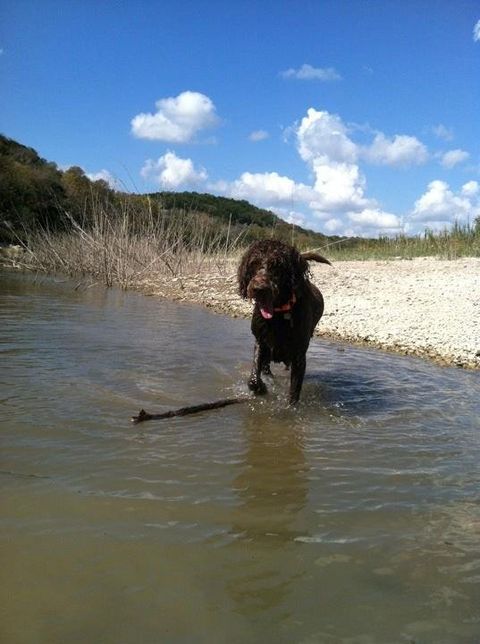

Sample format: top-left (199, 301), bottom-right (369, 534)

top-left (289, 354), bottom-right (306, 405)
top-left (248, 342), bottom-right (269, 395)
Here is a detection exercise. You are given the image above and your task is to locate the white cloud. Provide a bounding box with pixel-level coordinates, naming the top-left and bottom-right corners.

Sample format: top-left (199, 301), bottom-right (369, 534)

top-left (321, 208), bottom-right (403, 238)
top-left (218, 110), bottom-right (374, 227)
top-left (140, 151), bottom-right (208, 189)
top-left (210, 173), bottom-right (319, 227)
top-left (473, 19), bottom-right (480, 42)
top-left (348, 208), bottom-right (402, 231)
top-left (281, 64), bottom-right (341, 81)
top-left (461, 180), bottom-right (479, 198)
top-left (295, 109), bottom-right (372, 216)
top-left (131, 91), bottom-right (219, 143)
top-left (410, 180), bottom-right (480, 228)
top-left (214, 110), bottom-right (374, 236)
top-left (225, 171), bottom-right (314, 206)
top-left (86, 169), bottom-right (118, 189)
top-left (432, 124), bottom-right (454, 141)
top-left (309, 161), bottom-right (370, 212)
top-left (362, 133), bottom-right (428, 167)
top-left (439, 148), bottom-right (470, 168)
top-left (201, 104), bottom-right (480, 238)
top-left (297, 108), bottom-right (428, 169)
top-left (248, 130), bottom-right (269, 142)
top-left (323, 218), bottom-right (344, 233)
top-left (296, 108), bottom-right (358, 164)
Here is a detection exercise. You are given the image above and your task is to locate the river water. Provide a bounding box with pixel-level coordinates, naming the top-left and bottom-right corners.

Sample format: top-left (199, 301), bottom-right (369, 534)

top-left (1, 270), bottom-right (479, 643)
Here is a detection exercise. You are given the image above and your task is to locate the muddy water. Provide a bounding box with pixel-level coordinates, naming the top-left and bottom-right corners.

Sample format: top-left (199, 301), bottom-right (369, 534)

top-left (1, 270), bottom-right (479, 643)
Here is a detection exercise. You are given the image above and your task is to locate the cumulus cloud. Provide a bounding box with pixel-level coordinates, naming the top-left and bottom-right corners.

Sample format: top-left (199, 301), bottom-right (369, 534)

top-left (294, 108), bottom-right (442, 234)
top-left (474, 19), bottom-right (480, 42)
top-left (141, 151), bottom-right (207, 189)
top-left (327, 207), bottom-right (403, 238)
top-left (224, 171), bottom-right (314, 206)
top-left (131, 91), bottom-right (219, 143)
top-left (297, 109), bottom-right (428, 169)
top-left (309, 161), bottom-right (370, 213)
top-left (213, 109), bottom-right (377, 235)
top-left (297, 109), bottom-right (358, 163)
top-left (179, 102), bottom-right (479, 238)
top-left (347, 208), bottom-right (402, 231)
top-left (362, 133), bottom-right (428, 167)
top-left (218, 106), bottom-right (479, 237)
top-left (410, 180), bottom-right (480, 229)
top-left (216, 107), bottom-right (411, 236)
top-left (215, 109), bottom-right (377, 229)
top-left (280, 64), bottom-right (341, 81)
top-left (439, 148), bottom-right (470, 168)
top-left (295, 108), bottom-right (372, 219)
top-left (248, 130), bottom-right (269, 142)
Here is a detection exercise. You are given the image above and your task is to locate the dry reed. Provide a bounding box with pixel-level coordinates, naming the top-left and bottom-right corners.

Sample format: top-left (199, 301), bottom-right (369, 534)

top-left (4, 198), bottom-right (479, 288)
top-left (12, 198), bottom-right (246, 289)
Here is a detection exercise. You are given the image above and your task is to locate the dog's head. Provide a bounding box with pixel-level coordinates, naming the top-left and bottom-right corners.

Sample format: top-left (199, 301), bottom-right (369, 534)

top-left (238, 240), bottom-right (309, 318)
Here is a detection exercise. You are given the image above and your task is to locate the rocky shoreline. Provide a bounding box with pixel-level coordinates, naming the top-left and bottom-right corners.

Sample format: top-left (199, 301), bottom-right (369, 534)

top-left (137, 257), bottom-right (480, 370)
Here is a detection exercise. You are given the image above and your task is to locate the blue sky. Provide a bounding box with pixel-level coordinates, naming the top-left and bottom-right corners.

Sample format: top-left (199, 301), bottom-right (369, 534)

top-left (1, 1), bottom-right (479, 237)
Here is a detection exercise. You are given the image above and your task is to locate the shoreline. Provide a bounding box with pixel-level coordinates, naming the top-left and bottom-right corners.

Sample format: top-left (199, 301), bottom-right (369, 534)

top-left (2, 252), bottom-right (479, 369)
top-left (135, 256), bottom-right (480, 370)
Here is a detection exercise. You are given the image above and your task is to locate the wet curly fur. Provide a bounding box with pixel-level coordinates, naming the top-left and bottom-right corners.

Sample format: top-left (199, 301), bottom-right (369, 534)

top-left (238, 239), bottom-right (331, 405)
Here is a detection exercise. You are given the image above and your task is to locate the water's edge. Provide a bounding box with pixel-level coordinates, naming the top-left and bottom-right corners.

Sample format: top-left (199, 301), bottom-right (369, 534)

top-left (3, 263), bottom-right (479, 370)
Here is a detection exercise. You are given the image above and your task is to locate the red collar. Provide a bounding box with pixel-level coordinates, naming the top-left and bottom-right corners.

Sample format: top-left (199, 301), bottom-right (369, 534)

top-left (274, 292), bottom-right (296, 313)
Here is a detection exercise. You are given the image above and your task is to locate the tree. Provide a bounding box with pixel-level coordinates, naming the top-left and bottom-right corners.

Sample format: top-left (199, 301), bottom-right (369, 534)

top-left (0, 135), bottom-right (66, 241)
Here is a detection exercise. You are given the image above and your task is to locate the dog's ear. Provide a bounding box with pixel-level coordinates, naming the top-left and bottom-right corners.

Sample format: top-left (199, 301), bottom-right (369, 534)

top-left (291, 247), bottom-right (309, 287)
top-left (237, 248), bottom-right (253, 299)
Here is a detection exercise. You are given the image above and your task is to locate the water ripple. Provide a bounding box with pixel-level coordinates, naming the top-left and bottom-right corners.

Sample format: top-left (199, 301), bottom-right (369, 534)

top-left (2, 270), bottom-right (480, 642)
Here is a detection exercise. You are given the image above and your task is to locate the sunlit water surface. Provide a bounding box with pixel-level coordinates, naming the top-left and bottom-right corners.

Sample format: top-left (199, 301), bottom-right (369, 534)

top-left (1, 270), bottom-right (479, 643)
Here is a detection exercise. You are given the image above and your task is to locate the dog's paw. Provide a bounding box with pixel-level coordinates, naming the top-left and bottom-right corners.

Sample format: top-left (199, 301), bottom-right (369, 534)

top-left (248, 378), bottom-right (268, 395)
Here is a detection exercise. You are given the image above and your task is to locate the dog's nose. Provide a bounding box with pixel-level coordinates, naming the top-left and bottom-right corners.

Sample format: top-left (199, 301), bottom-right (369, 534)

top-left (251, 279), bottom-right (270, 293)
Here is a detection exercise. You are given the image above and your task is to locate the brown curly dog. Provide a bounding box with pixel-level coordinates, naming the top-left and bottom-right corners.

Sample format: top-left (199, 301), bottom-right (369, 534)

top-left (238, 239), bottom-right (331, 405)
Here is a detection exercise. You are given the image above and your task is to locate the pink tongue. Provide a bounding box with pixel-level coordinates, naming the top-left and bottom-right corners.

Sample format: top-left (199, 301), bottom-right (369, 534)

top-left (260, 307), bottom-right (273, 319)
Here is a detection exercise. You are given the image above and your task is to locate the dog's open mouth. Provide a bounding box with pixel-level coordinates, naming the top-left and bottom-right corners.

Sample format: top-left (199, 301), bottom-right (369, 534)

top-left (259, 304), bottom-right (274, 319)
top-left (254, 291), bottom-right (275, 319)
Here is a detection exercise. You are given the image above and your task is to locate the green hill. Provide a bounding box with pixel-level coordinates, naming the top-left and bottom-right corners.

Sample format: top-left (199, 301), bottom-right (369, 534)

top-left (0, 133), bottom-right (334, 249)
top-left (148, 191), bottom-right (333, 248)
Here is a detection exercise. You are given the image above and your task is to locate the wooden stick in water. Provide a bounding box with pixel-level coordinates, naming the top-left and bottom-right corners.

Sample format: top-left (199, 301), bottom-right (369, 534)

top-left (131, 396), bottom-right (251, 424)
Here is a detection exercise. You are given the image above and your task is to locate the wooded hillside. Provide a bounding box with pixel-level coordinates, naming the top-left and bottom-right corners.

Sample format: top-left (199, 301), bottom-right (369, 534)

top-left (0, 134), bottom-right (334, 249)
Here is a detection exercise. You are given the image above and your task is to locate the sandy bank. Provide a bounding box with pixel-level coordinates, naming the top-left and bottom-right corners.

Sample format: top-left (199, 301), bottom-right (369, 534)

top-left (136, 256), bottom-right (480, 370)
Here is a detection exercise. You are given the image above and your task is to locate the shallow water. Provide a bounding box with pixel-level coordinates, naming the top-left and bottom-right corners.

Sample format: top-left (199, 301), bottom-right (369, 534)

top-left (1, 270), bottom-right (479, 643)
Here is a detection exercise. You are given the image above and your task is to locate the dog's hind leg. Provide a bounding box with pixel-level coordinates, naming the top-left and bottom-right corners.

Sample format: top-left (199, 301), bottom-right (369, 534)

top-left (289, 354), bottom-right (306, 405)
top-left (261, 347), bottom-right (272, 376)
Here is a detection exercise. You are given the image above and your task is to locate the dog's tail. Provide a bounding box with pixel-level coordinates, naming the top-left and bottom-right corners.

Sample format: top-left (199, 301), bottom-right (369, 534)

top-left (301, 251), bottom-right (332, 266)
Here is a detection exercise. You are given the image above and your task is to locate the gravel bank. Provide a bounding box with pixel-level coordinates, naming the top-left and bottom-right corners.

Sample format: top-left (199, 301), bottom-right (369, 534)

top-left (136, 257), bottom-right (478, 369)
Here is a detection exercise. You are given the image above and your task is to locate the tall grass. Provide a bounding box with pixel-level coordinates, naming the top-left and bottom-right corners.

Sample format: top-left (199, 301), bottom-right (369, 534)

top-left (13, 197), bottom-right (246, 288)
top-left (4, 197), bottom-right (479, 288)
top-left (322, 221), bottom-right (480, 261)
